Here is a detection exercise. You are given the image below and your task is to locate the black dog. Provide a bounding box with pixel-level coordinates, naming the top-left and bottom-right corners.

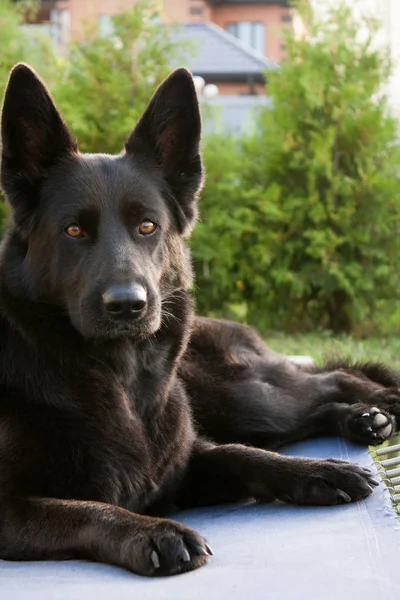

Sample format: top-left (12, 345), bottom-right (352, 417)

top-left (0, 63), bottom-right (399, 577)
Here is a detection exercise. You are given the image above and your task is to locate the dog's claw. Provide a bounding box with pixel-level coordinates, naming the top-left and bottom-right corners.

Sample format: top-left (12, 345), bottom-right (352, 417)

top-left (336, 489), bottom-right (352, 503)
top-left (367, 477), bottom-right (380, 487)
top-left (192, 543), bottom-right (208, 557)
top-left (150, 550), bottom-right (160, 569)
top-left (205, 544), bottom-right (214, 556)
top-left (178, 548), bottom-right (191, 563)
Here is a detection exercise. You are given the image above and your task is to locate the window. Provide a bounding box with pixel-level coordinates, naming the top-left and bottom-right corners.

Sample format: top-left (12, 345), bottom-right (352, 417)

top-left (226, 22), bottom-right (265, 54)
top-left (281, 13), bottom-right (292, 23)
top-left (190, 6), bottom-right (203, 15)
top-left (98, 14), bottom-right (115, 38)
top-left (50, 8), bottom-right (70, 45)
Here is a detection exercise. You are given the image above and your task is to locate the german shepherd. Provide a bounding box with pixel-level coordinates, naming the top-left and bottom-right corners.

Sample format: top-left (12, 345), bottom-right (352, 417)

top-left (0, 63), bottom-right (399, 577)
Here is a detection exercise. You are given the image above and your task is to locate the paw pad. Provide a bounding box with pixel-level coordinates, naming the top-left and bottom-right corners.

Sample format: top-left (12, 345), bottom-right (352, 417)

top-left (349, 405), bottom-right (395, 445)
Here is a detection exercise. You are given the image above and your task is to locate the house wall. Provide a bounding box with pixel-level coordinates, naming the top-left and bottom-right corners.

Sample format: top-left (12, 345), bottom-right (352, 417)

top-left (54, 0), bottom-right (290, 61)
top-left (216, 81), bottom-right (265, 95)
top-left (162, 0), bottom-right (212, 23)
top-left (55, 0), bottom-right (213, 39)
top-left (40, 0), bottom-right (286, 96)
top-left (210, 3), bottom-right (291, 61)
top-left (56, 0), bottom-right (135, 40)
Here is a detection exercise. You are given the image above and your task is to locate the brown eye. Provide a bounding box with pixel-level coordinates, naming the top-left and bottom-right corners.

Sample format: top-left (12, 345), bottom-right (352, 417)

top-left (65, 224), bottom-right (83, 238)
top-left (139, 220), bottom-right (157, 236)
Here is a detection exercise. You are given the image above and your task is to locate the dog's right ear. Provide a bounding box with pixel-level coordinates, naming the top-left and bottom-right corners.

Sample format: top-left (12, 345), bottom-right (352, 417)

top-left (1, 63), bottom-right (77, 228)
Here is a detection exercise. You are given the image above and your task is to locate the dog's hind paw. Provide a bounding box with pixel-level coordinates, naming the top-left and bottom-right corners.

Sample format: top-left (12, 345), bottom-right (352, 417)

top-left (342, 403), bottom-right (395, 445)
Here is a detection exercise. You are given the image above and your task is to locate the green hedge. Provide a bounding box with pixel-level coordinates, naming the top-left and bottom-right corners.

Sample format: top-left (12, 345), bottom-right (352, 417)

top-left (192, 1), bottom-right (400, 334)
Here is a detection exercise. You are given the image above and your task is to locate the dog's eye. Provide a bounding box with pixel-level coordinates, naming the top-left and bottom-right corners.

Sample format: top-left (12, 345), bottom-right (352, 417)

top-left (139, 220), bottom-right (157, 236)
top-left (65, 224), bottom-right (83, 238)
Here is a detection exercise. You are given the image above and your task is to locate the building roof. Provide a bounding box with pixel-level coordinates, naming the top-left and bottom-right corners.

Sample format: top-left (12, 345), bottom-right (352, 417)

top-left (170, 22), bottom-right (278, 81)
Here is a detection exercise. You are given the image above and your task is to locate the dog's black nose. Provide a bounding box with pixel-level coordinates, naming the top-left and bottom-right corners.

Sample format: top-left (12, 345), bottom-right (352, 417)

top-left (102, 284), bottom-right (147, 319)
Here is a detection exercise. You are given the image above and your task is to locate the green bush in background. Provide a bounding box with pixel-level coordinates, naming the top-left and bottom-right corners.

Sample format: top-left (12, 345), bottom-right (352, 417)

top-left (0, 0), bottom-right (54, 97)
top-left (193, 0), bottom-right (400, 334)
top-left (0, 0), bottom-right (56, 227)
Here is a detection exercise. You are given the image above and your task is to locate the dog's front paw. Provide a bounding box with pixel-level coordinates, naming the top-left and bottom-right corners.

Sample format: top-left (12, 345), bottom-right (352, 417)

top-left (274, 458), bottom-right (379, 506)
top-left (116, 518), bottom-right (213, 577)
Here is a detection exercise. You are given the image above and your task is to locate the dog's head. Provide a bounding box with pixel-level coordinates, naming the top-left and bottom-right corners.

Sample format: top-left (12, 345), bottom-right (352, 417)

top-left (0, 64), bottom-right (203, 340)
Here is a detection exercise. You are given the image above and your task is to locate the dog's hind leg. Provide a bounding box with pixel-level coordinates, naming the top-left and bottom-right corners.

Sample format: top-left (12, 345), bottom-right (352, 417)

top-left (245, 363), bottom-right (400, 448)
top-left (187, 356), bottom-right (400, 449)
top-left (183, 318), bottom-right (400, 448)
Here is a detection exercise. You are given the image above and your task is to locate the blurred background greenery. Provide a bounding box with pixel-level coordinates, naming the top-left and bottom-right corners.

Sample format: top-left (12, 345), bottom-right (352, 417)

top-left (1, 0), bottom-right (400, 358)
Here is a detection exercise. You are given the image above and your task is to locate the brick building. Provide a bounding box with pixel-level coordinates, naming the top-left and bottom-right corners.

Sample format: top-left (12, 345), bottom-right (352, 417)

top-left (19, 1), bottom-right (293, 96)
top-left (26, 1), bottom-right (291, 59)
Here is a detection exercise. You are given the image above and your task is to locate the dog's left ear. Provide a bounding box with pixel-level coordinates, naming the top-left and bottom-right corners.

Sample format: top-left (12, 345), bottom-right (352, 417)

top-left (125, 69), bottom-right (203, 232)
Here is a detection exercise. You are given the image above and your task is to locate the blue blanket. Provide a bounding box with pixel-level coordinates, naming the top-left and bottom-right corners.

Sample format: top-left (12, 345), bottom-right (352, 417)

top-left (1, 438), bottom-right (399, 600)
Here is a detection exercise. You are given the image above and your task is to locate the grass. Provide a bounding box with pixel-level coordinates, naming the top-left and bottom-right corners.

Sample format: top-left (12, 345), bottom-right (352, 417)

top-left (264, 332), bottom-right (400, 369)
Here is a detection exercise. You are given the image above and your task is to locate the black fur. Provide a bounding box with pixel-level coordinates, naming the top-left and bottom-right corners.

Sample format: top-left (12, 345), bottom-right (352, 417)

top-left (0, 64), bottom-right (399, 577)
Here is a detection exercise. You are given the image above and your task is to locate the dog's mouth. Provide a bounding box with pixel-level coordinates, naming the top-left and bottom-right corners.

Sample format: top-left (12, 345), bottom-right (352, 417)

top-left (96, 313), bottom-right (162, 341)
top-left (67, 295), bottom-right (162, 342)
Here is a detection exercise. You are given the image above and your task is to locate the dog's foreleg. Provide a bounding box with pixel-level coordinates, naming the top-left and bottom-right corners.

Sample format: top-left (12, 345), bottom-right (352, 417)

top-left (0, 496), bottom-right (212, 576)
top-left (177, 440), bottom-right (379, 508)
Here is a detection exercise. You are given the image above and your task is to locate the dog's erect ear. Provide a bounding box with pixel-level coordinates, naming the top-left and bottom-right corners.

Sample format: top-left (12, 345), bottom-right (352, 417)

top-left (1, 63), bottom-right (77, 227)
top-left (125, 68), bottom-right (203, 232)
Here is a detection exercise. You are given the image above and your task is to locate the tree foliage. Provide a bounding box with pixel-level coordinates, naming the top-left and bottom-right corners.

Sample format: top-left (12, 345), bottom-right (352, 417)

top-left (193, 0), bottom-right (400, 333)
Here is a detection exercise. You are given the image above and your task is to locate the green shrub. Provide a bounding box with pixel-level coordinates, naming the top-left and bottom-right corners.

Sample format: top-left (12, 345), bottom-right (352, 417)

top-left (0, 0), bottom-right (54, 234)
top-left (0, 0), bottom-right (55, 99)
top-left (193, 1), bottom-right (400, 334)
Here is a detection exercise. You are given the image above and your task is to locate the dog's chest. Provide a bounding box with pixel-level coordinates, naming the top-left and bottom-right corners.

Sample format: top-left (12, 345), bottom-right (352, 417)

top-left (3, 376), bottom-right (186, 514)
top-left (84, 415), bottom-right (163, 512)
top-left (1, 328), bottom-right (192, 513)
top-left (76, 378), bottom-right (191, 513)
top-left (59, 385), bottom-right (179, 512)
